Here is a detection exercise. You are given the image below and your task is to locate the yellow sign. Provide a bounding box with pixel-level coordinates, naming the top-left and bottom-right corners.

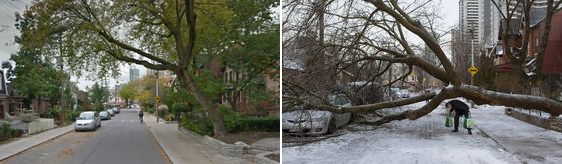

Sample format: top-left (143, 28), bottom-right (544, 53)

top-left (468, 66), bottom-right (479, 76)
top-left (156, 96), bottom-right (161, 102)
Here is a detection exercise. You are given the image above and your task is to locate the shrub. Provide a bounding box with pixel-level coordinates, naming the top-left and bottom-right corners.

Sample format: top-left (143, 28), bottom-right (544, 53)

top-left (172, 103), bottom-right (191, 114)
top-left (0, 123), bottom-right (22, 142)
top-left (221, 107), bottom-right (279, 133)
top-left (181, 108), bottom-right (214, 136)
top-left (67, 110), bottom-right (82, 122)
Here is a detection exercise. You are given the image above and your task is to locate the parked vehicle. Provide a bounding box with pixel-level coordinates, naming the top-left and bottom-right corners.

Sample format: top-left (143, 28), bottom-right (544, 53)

top-left (398, 89), bottom-right (410, 98)
top-left (112, 107), bottom-right (120, 114)
top-left (74, 111), bottom-right (101, 131)
top-left (282, 94), bottom-right (352, 135)
top-left (107, 109), bottom-right (115, 117)
top-left (100, 111), bottom-right (111, 120)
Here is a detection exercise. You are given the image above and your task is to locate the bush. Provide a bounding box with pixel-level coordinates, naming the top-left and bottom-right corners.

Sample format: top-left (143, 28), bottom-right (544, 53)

top-left (0, 123), bottom-right (22, 142)
top-left (181, 108), bottom-right (214, 136)
top-left (172, 103), bottom-right (191, 114)
top-left (222, 107), bottom-right (279, 133)
top-left (67, 110), bottom-right (82, 122)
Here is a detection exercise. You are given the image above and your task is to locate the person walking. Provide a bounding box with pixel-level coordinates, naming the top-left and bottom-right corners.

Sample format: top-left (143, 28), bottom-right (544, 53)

top-left (446, 100), bottom-right (472, 135)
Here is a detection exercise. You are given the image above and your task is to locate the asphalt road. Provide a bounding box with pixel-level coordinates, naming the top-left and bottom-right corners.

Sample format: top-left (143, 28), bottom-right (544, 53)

top-left (3, 109), bottom-right (170, 164)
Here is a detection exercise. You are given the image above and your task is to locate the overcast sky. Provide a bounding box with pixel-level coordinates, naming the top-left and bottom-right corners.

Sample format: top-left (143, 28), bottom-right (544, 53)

top-left (0, 0), bottom-right (459, 90)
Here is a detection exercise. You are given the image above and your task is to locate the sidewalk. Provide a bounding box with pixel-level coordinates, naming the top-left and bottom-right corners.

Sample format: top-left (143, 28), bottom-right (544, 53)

top-left (144, 114), bottom-right (253, 164)
top-left (0, 124), bottom-right (73, 161)
top-left (471, 105), bottom-right (562, 163)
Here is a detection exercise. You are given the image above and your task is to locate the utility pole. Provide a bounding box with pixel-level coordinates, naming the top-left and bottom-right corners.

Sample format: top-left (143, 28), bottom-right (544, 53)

top-left (155, 71), bottom-right (159, 123)
top-left (470, 20), bottom-right (475, 86)
top-left (58, 35), bottom-right (66, 124)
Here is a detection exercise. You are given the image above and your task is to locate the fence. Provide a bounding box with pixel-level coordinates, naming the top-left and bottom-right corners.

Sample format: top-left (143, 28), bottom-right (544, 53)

top-left (0, 122), bottom-right (28, 142)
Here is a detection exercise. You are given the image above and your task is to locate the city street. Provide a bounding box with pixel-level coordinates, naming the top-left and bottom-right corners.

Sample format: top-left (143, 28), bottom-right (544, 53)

top-left (2, 109), bottom-right (169, 164)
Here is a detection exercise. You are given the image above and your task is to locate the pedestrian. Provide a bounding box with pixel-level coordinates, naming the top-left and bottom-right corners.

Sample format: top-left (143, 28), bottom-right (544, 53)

top-left (445, 100), bottom-right (472, 135)
top-left (138, 110), bottom-right (144, 123)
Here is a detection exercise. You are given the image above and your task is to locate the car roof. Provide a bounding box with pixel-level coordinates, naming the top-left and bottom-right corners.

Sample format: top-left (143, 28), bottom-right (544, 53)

top-left (81, 111), bottom-right (95, 114)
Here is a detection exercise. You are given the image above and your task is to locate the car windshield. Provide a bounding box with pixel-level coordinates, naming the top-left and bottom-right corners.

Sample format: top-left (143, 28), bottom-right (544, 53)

top-left (100, 112), bottom-right (108, 116)
top-left (78, 113), bottom-right (94, 120)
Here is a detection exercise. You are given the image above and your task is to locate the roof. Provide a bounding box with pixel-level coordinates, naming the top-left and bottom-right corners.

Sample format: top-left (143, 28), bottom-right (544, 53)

top-left (530, 6), bottom-right (562, 28)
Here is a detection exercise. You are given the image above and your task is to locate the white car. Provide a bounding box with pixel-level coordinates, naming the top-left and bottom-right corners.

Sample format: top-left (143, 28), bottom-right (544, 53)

top-left (399, 89), bottom-right (410, 98)
top-left (74, 111), bottom-right (101, 131)
top-left (282, 94), bottom-right (352, 135)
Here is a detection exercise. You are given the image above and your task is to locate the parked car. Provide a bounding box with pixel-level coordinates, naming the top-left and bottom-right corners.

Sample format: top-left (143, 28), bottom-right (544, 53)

top-left (100, 111), bottom-right (111, 120)
top-left (74, 111), bottom-right (101, 131)
top-left (112, 107), bottom-right (120, 114)
top-left (107, 109), bottom-right (115, 117)
top-left (398, 89), bottom-right (410, 98)
top-left (282, 94), bottom-right (352, 135)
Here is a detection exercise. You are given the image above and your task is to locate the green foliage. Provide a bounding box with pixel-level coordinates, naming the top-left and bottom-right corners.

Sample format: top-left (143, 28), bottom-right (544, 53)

top-left (221, 106), bottom-right (279, 133)
top-left (193, 70), bottom-right (224, 100)
top-left (172, 103), bottom-right (191, 114)
top-left (119, 82), bottom-right (138, 106)
top-left (0, 123), bottom-right (23, 142)
top-left (48, 106), bottom-right (60, 119)
top-left (90, 82), bottom-right (109, 111)
top-left (181, 107), bottom-right (214, 136)
top-left (163, 87), bottom-right (195, 110)
top-left (67, 110), bottom-right (82, 122)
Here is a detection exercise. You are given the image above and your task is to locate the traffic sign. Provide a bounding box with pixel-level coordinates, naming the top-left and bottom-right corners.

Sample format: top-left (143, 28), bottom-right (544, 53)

top-left (468, 65), bottom-right (479, 76)
top-left (156, 96), bottom-right (161, 102)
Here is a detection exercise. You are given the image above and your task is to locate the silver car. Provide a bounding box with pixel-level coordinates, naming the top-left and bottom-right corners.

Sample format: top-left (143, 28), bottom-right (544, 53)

top-left (107, 109), bottom-right (115, 117)
top-left (100, 111), bottom-right (111, 120)
top-left (74, 111), bottom-right (101, 131)
top-left (282, 94), bottom-right (352, 135)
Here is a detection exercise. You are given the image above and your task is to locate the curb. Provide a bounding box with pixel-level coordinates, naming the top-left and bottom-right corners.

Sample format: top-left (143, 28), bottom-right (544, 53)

top-left (255, 150), bottom-right (279, 164)
top-left (0, 125), bottom-right (73, 161)
top-left (143, 114), bottom-right (174, 164)
top-left (143, 120), bottom-right (174, 164)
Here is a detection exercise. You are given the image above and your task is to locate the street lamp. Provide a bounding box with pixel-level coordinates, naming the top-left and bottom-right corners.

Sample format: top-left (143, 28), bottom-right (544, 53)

top-left (155, 70), bottom-right (159, 123)
top-left (469, 20), bottom-right (475, 86)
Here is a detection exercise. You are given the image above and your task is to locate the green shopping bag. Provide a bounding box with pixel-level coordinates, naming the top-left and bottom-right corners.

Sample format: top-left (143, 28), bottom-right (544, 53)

top-left (463, 118), bottom-right (474, 129)
top-left (445, 116), bottom-right (452, 127)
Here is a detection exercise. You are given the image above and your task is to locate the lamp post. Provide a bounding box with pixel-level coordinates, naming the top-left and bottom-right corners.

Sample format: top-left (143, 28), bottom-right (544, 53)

top-left (155, 71), bottom-right (159, 123)
top-left (469, 20), bottom-right (475, 86)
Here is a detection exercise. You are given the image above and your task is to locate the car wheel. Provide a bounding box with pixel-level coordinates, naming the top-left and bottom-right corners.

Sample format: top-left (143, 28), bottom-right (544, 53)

top-left (327, 118), bottom-right (337, 134)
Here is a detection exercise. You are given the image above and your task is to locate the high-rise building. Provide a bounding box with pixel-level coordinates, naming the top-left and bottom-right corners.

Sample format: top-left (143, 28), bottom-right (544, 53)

top-left (459, 0), bottom-right (482, 53)
top-left (130, 68), bottom-right (139, 81)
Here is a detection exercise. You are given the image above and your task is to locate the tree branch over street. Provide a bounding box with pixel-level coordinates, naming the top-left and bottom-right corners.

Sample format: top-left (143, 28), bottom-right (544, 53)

top-left (283, 0), bottom-right (562, 126)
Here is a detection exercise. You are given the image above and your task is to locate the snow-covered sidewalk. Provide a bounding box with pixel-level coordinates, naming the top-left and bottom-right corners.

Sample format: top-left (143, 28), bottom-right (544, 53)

top-left (282, 101), bottom-right (562, 164)
top-left (472, 105), bottom-right (562, 163)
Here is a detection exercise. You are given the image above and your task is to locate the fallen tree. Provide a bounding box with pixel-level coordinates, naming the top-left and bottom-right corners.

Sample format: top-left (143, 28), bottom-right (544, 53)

top-left (282, 0), bottom-right (562, 125)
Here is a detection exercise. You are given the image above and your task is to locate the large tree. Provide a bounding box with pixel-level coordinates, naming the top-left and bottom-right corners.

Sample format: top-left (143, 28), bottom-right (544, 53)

top-left (283, 0), bottom-right (562, 125)
top-left (1, 10), bottom-right (67, 114)
top-left (21, 0), bottom-right (278, 136)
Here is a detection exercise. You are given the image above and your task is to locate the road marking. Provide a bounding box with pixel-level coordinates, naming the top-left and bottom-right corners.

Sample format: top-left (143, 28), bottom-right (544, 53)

top-left (130, 120), bottom-right (134, 123)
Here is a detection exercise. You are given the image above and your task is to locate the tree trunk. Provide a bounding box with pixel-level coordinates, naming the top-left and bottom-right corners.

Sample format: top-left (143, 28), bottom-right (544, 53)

top-left (179, 70), bottom-right (226, 137)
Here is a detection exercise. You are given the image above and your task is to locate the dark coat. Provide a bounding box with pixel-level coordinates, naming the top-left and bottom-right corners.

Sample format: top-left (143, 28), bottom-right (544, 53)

top-left (447, 100), bottom-right (469, 114)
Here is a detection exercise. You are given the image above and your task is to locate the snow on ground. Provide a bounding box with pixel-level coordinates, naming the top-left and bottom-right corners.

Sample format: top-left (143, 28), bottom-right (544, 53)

top-left (283, 101), bottom-right (523, 164)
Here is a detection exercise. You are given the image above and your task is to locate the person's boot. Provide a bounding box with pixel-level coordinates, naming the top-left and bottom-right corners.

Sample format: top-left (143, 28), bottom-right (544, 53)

top-left (451, 129), bottom-right (458, 132)
top-left (468, 129), bottom-right (472, 135)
